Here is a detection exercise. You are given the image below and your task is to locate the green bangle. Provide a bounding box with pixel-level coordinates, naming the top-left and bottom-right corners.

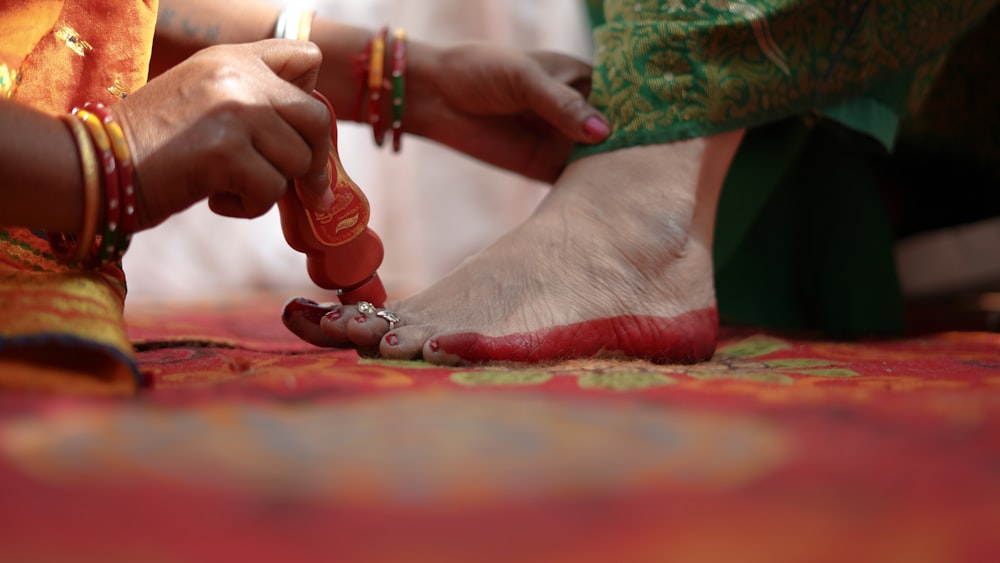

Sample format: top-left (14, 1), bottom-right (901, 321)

top-left (390, 28), bottom-right (406, 153)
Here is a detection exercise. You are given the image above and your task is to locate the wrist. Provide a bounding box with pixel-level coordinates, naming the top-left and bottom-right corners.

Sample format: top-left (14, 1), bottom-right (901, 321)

top-left (0, 101), bottom-right (83, 233)
top-left (393, 39), bottom-right (440, 139)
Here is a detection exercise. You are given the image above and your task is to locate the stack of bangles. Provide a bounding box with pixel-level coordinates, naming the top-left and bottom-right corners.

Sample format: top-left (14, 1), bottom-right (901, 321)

top-left (48, 102), bottom-right (136, 268)
top-left (356, 26), bottom-right (407, 152)
top-left (274, 5), bottom-right (406, 152)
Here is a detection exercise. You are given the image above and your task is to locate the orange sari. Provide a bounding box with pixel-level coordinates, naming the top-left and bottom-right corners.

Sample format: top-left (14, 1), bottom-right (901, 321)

top-left (0, 0), bottom-right (158, 394)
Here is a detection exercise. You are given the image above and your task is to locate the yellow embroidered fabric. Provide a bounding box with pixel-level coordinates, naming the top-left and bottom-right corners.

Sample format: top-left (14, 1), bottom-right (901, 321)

top-left (0, 0), bottom-right (158, 394)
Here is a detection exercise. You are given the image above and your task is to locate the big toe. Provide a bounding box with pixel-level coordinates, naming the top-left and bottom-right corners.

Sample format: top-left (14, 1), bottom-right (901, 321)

top-left (282, 297), bottom-right (344, 347)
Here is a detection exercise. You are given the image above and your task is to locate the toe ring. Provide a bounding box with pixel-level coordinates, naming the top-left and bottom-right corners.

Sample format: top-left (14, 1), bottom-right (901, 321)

top-left (356, 301), bottom-right (377, 315)
top-left (375, 309), bottom-right (400, 330)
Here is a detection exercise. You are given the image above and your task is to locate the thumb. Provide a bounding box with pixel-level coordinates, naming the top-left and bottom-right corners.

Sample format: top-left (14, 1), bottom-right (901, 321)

top-left (521, 64), bottom-right (611, 145)
top-left (250, 38), bottom-right (323, 92)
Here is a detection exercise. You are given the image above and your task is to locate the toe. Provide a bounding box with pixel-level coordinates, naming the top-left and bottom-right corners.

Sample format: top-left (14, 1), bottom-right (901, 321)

top-left (282, 297), bottom-right (347, 348)
top-left (345, 309), bottom-right (390, 348)
top-left (379, 325), bottom-right (438, 360)
top-left (318, 303), bottom-right (361, 346)
top-left (422, 332), bottom-right (476, 365)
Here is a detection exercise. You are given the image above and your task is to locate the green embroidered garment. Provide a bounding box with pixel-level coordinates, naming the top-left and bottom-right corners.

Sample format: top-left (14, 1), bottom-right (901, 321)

top-left (577, 0), bottom-right (999, 335)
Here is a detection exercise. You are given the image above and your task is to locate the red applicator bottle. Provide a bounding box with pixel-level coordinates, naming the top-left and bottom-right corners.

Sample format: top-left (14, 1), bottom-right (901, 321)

top-left (277, 91), bottom-right (387, 308)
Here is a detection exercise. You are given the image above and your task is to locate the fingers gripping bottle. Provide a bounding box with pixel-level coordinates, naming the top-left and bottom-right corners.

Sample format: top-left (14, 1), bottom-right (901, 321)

top-left (278, 91), bottom-right (387, 307)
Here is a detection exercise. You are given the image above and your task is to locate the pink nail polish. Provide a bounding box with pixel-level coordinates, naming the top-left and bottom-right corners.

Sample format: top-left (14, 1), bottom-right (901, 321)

top-left (583, 116), bottom-right (611, 139)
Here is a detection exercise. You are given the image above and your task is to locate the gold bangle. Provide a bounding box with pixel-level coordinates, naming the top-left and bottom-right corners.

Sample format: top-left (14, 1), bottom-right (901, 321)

top-left (295, 8), bottom-right (314, 41)
top-left (58, 114), bottom-right (102, 265)
top-left (368, 28), bottom-right (386, 92)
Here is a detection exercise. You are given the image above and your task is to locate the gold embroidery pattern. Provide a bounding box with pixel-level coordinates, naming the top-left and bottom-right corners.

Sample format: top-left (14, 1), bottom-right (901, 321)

top-left (578, 0), bottom-right (996, 156)
top-left (54, 24), bottom-right (130, 99)
top-left (0, 63), bottom-right (21, 98)
top-left (726, 0), bottom-right (790, 75)
top-left (54, 25), bottom-right (93, 57)
top-left (107, 79), bottom-right (129, 99)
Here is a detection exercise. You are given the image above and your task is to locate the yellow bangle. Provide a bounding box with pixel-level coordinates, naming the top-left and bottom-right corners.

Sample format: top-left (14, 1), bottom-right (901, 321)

top-left (55, 114), bottom-right (102, 265)
top-left (368, 28), bottom-right (386, 92)
top-left (295, 8), bottom-right (314, 41)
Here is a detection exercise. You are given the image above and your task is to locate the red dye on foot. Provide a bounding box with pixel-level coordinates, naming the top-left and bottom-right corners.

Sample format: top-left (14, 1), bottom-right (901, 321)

top-left (431, 308), bottom-right (718, 364)
top-left (323, 309), bottom-right (342, 322)
top-left (354, 315), bottom-right (367, 324)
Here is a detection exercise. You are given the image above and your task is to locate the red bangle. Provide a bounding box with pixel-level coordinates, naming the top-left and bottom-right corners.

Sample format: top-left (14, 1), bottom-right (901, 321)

top-left (84, 102), bottom-right (136, 259)
top-left (353, 26), bottom-right (404, 151)
top-left (367, 26), bottom-right (388, 146)
top-left (351, 36), bottom-right (373, 123)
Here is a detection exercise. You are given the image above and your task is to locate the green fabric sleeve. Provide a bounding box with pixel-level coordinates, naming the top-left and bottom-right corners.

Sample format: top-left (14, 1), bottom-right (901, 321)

top-left (573, 0), bottom-right (997, 336)
top-left (574, 0), bottom-right (995, 160)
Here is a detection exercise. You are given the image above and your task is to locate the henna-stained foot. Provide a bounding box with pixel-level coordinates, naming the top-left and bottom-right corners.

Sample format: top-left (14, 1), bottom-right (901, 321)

top-left (285, 132), bottom-right (744, 364)
top-left (421, 310), bottom-right (719, 365)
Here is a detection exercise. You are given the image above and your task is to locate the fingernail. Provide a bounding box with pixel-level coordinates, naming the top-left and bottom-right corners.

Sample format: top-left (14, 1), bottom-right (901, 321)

top-left (307, 163), bottom-right (334, 211)
top-left (385, 334), bottom-right (399, 347)
top-left (323, 309), bottom-right (342, 322)
top-left (583, 116), bottom-right (611, 139)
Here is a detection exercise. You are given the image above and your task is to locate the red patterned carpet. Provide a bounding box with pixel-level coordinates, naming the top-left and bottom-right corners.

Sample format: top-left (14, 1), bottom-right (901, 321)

top-left (1, 293), bottom-right (999, 562)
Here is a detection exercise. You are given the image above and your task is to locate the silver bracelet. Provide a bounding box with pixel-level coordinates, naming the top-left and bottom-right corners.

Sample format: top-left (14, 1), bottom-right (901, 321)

top-left (274, 1), bottom-right (316, 40)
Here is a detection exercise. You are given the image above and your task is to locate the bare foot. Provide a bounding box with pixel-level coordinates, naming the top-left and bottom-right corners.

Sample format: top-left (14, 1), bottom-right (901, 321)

top-left (284, 132), bottom-right (744, 364)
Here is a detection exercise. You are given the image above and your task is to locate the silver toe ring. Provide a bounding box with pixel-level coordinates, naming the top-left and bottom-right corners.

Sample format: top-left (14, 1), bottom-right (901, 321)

top-left (375, 309), bottom-right (400, 330)
top-left (356, 301), bottom-right (377, 315)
